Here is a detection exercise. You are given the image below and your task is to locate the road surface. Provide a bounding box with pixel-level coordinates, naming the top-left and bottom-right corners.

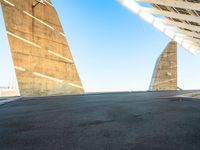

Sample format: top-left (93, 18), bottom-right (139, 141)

top-left (1, 91), bottom-right (200, 150)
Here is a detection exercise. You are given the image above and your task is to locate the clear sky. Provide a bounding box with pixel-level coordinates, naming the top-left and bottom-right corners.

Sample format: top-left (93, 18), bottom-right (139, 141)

top-left (0, 0), bottom-right (200, 92)
top-left (0, 4), bottom-right (15, 88)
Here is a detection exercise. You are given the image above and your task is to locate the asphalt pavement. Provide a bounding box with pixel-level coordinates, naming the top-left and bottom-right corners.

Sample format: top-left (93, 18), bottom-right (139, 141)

top-left (1, 91), bottom-right (200, 150)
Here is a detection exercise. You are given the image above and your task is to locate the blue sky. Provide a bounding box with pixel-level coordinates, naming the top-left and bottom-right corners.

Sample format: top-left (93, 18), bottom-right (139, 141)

top-left (0, 5), bottom-right (15, 88)
top-left (0, 0), bottom-right (200, 92)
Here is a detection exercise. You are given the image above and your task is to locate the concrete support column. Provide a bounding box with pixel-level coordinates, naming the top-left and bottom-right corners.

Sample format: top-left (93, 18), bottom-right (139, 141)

top-left (1, 0), bottom-right (84, 96)
top-left (149, 41), bottom-right (177, 91)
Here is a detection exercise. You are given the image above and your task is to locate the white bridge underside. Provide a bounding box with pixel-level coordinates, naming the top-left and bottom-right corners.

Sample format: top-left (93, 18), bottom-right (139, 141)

top-left (119, 0), bottom-right (200, 54)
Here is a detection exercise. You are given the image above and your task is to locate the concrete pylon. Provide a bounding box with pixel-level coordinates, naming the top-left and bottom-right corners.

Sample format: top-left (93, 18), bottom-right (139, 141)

top-left (1, 0), bottom-right (84, 96)
top-left (149, 41), bottom-right (177, 91)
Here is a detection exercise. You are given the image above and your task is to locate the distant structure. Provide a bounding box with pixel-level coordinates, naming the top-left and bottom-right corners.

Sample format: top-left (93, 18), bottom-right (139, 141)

top-left (0, 76), bottom-right (19, 97)
top-left (149, 41), bottom-right (177, 91)
top-left (1, 0), bottom-right (84, 96)
top-left (119, 0), bottom-right (200, 91)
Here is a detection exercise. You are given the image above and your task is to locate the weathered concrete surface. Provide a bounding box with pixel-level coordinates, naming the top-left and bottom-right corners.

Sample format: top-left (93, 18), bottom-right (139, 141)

top-left (0, 91), bottom-right (200, 150)
top-left (1, 0), bottom-right (84, 96)
top-left (149, 41), bottom-right (177, 91)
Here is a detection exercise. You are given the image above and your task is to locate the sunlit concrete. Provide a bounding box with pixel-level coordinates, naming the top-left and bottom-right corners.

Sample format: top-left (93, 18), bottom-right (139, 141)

top-left (1, 0), bottom-right (84, 96)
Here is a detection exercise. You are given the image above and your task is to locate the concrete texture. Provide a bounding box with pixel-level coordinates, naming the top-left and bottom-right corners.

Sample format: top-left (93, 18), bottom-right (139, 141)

top-left (149, 41), bottom-right (177, 91)
top-left (1, 0), bottom-right (84, 96)
top-left (1, 91), bottom-right (200, 150)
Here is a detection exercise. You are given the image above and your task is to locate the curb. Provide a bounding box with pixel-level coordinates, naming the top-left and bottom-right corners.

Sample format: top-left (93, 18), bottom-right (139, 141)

top-left (0, 97), bottom-right (21, 105)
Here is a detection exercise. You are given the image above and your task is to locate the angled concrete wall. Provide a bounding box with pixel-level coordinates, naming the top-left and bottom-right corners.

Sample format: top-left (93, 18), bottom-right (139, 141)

top-left (1, 0), bottom-right (84, 96)
top-left (149, 41), bottom-right (177, 91)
